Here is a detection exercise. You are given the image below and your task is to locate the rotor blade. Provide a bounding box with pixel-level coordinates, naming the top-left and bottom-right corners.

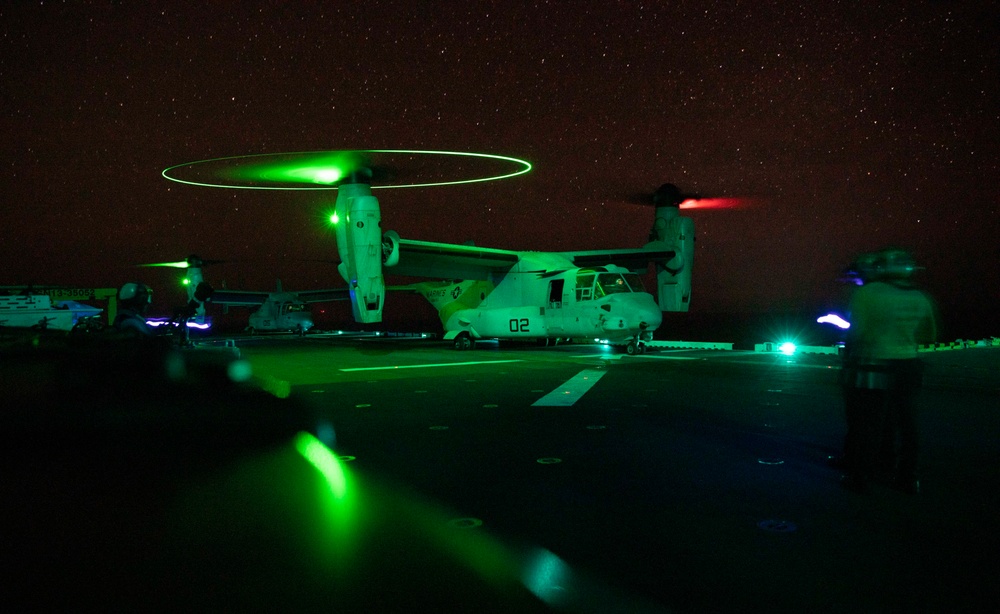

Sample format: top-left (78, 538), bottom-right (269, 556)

top-left (679, 197), bottom-right (754, 210)
top-left (626, 183), bottom-right (695, 207)
top-left (136, 255), bottom-right (227, 269)
top-left (626, 184), bottom-right (756, 210)
top-left (137, 260), bottom-right (192, 269)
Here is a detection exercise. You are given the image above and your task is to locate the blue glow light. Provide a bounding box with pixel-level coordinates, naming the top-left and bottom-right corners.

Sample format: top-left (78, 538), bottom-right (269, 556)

top-left (146, 319), bottom-right (212, 330)
top-left (817, 314), bottom-right (851, 329)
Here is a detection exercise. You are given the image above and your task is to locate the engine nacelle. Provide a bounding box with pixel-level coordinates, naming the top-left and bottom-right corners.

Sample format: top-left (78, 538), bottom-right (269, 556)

top-left (183, 255), bottom-right (213, 322)
top-left (648, 206), bottom-right (694, 312)
top-left (382, 230), bottom-right (400, 268)
top-left (334, 184), bottom-right (385, 323)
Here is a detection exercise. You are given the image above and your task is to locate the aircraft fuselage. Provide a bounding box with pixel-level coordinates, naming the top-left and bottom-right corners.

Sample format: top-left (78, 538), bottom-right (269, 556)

top-left (247, 298), bottom-right (314, 334)
top-left (416, 256), bottom-right (662, 350)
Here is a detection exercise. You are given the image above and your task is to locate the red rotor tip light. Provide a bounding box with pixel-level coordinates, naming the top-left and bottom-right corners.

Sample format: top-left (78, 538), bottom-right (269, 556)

top-left (679, 197), bottom-right (751, 210)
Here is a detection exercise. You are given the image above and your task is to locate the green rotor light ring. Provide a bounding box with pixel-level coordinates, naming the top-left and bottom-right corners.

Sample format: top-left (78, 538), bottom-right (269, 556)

top-left (161, 149), bottom-right (532, 190)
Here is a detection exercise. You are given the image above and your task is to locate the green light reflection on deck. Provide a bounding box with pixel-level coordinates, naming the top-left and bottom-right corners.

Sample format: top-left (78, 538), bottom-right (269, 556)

top-left (294, 432), bottom-right (347, 500)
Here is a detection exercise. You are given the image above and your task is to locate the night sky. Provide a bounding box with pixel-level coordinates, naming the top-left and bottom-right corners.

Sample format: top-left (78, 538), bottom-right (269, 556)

top-left (3, 2), bottom-right (997, 337)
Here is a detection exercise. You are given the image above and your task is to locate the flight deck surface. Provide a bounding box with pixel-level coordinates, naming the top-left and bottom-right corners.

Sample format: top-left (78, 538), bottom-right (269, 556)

top-left (235, 336), bottom-right (1000, 612)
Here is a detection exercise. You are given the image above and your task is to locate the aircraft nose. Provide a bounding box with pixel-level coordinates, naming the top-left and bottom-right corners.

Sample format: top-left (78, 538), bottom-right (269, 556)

top-left (639, 304), bottom-right (662, 331)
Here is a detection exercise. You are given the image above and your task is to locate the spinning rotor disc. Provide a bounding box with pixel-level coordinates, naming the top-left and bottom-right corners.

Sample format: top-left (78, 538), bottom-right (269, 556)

top-left (161, 149), bottom-right (532, 190)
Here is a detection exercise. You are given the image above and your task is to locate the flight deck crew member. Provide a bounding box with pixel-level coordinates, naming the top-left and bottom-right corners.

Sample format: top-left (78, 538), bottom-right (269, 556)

top-left (113, 282), bottom-right (156, 338)
top-left (839, 249), bottom-right (937, 494)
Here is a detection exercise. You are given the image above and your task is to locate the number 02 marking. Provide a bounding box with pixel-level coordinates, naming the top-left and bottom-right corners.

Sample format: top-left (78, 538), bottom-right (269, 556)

top-left (509, 318), bottom-right (529, 332)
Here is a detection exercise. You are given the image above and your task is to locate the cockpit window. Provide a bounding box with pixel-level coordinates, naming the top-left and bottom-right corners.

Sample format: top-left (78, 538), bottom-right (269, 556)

top-left (576, 272), bottom-right (640, 301)
top-left (286, 303), bottom-right (307, 313)
top-left (595, 273), bottom-right (633, 298)
top-left (623, 273), bottom-right (645, 292)
top-left (575, 272), bottom-right (638, 300)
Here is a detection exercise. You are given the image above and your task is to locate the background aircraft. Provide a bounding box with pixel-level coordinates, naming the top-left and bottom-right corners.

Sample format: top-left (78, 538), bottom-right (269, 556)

top-left (142, 256), bottom-right (348, 335)
top-left (0, 291), bottom-right (104, 332)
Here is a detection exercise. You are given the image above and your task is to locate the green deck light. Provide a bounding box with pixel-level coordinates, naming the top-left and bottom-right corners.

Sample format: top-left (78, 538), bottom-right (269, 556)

top-left (779, 342), bottom-right (797, 355)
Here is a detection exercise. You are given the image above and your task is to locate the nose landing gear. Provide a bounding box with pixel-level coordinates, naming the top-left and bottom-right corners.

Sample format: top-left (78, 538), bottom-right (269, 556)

top-left (625, 339), bottom-right (647, 355)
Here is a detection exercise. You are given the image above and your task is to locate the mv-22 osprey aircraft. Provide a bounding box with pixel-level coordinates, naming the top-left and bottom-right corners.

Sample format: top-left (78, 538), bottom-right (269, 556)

top-left (153, 259), bottom-right (348, 335)
top-left (325, 173), bottom-right (695, 354)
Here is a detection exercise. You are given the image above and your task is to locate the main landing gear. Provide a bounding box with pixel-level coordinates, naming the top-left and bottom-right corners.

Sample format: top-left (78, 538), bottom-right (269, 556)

top-left (453, 332), bottom-right (474, 350)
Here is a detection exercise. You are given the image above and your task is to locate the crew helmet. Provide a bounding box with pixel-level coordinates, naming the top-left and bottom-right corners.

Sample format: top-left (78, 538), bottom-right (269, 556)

top-left (118, 282), bottom-right (152, 311)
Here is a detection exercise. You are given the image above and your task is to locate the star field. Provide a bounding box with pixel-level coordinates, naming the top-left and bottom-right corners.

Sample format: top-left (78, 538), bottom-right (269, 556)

top-left (2, 1), bottom-right (997, 335)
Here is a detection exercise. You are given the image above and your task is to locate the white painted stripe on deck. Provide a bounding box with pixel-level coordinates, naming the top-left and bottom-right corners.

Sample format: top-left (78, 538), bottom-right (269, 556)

top-left (340, 359), bottom-right (522, 372)
top-left (532, 369), bottom-right (607, 406)
top-left (717, 359), bottom-right (838, 370)
top-left (574, 353), bottom-right (699, 361)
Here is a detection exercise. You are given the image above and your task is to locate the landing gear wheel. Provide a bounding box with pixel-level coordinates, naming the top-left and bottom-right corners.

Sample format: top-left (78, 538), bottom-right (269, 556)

top-left (247, 327), bottom-right (256, 336)
top-left (626, 341), bottom-right (639, 355)
top-left (639, 342), bottom-right (647, 354)
top-left (454, 333), bottom-right (473, 350)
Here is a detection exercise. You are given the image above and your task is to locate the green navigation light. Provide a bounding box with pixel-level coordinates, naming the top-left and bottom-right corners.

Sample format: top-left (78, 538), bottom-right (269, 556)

top-left (162, 150), bottom-right (532, 190)
top-left (143, 260), bottom-right (192, 269)
top-left (329, 212), bottom-right (340, 225)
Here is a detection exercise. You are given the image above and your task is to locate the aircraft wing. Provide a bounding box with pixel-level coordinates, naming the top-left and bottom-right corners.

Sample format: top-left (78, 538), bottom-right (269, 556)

top-left (294, 288), bottom-right (351, 303)
top-left (390, 238), bottom-right (521, 280)
top-left (558, 247), bottom-right (676, 272)
top-left (208, 290), bottom-right (272, 307)
top-left (210, 288), bottom-right (351, 306)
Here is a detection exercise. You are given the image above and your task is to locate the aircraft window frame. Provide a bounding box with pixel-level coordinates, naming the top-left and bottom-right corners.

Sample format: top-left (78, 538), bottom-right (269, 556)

top-left (280, 302), bottom-right (308, 315)
top-left (575, 273), bottom-right (595, 301)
